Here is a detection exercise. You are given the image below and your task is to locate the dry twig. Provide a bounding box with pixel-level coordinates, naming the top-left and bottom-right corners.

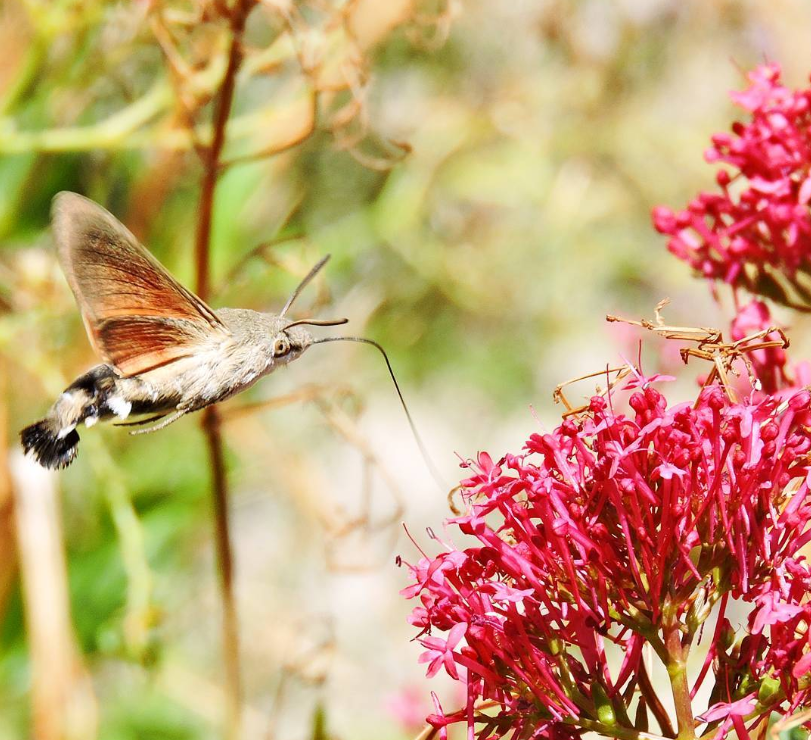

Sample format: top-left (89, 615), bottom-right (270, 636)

top-left (607, 299), bottom-right (790, 402)
top-left (193, 3), bottom-right (257, 738)
top-left (554, 301), bottom-right (792, 418)
top-left (553, 365), bottom-right (632, 418)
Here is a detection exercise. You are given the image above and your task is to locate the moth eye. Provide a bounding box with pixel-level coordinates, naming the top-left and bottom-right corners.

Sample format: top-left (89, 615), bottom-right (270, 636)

top-left (273, 335), bottom-right (291, 357)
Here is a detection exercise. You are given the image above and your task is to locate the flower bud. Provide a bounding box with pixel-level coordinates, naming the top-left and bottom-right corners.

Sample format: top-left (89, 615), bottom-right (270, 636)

top-left (591, 683), bottom-right (616, 726)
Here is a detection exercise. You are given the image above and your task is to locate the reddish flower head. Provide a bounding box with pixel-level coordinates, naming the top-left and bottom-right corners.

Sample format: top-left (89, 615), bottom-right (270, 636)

top-left (653, 64), bottom-right (811, 303)
top-left (403, 378), bottom-right (811, 739)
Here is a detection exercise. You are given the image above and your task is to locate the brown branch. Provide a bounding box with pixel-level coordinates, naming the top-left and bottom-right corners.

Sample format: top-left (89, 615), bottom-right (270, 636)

top-left (201, 407), bottom-right (240, 739)
top-left (193, 3), bottom-right (255, 739)
top-left (195, 1), bottom-right (252, 300)
top-left (553, 365), bottom-right (631, 418)
top-left (218, 91), bottom-right (318, 170)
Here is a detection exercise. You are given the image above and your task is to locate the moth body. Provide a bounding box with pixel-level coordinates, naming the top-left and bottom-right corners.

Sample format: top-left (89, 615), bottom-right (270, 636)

top-left (20, 193), bottom-right (322, 469)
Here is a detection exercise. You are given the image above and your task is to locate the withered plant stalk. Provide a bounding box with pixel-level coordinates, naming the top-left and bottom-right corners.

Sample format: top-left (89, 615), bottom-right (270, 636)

top-left (194, 2), bottom-right (254, 738)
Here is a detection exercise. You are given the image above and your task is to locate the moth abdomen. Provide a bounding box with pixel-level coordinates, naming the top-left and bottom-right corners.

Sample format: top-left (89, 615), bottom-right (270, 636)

top-left (20, 419), bottom-right (80, 470)
top-left (21, 364), bottom-right (126, 469)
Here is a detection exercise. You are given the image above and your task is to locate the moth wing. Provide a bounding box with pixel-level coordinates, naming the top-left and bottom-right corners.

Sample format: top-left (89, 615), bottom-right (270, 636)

top-left (52, 192), bottom-right (230, 376)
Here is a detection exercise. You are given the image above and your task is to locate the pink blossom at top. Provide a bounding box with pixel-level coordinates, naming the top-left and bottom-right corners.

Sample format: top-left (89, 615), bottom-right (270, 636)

top-left (402, 378), bottom-right (811, 739)
top-left (653, 64), bottom-right (811, 303)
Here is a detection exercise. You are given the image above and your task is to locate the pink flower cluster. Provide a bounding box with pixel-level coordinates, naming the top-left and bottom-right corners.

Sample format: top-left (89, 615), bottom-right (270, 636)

top-left (403, 381), bottom-right (811, 739)
top-left (653, 64), bottom-right (811, 298)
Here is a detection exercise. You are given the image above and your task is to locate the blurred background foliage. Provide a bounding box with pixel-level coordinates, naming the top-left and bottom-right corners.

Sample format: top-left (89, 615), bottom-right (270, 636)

top-left (3, 1), bottom-right (811, 739)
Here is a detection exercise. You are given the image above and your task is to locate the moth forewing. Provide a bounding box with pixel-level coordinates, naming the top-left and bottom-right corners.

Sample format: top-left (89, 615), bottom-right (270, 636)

top-left (51, 192), bottom-right (230, 376)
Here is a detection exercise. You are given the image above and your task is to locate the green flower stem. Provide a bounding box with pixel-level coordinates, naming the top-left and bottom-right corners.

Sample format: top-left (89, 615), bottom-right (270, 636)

top-left (85, 437), bottom-right (154, 657)
top-left (611, 603), bottom-right (669, 664)
top-left (0, 24), bottom-right (309, 156)
top-left (574, 717), bottom-right (670, 740)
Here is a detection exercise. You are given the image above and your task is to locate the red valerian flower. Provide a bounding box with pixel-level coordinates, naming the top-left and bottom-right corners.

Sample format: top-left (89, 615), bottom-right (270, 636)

top-left (402, 378), bottom-right (811, 739)
top-left (653, 64), bottom-right (811, 304)
top-left (419, 622), bottom-right (468, 680)
top-left (697, 696), bottom-right (758, 740)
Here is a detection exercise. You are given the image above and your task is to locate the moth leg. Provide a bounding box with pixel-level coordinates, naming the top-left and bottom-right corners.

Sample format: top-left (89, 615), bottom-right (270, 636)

top-left (128, 409), bottom-right (188, 435)
top-left (114, 414), bottom-right (167, 428)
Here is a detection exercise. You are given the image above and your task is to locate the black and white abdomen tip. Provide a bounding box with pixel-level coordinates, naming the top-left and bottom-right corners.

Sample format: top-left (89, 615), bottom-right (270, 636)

top-left (20, 419), bottom-right (80, 469)
top-left (19, 363), bottom-right (122, 470)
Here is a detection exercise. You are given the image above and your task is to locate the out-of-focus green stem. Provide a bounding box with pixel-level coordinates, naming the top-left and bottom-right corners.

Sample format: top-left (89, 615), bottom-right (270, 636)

top-left (0, 88), bottom-right (312, 155)
top-left (0, 38), bottom-right (47, 116)
top-left (85, 437), bottom-right (153, 657)
top-left (0, 81), bottom-right (171, 153)
top-left (0, 28), bottom-right (301, 155)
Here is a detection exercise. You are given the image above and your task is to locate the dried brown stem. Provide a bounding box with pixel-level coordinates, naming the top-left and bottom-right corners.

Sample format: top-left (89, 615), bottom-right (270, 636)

top-left (201, 407), bottom-right (241, 739)
top-left (219, 93), bottom-right (317, 169)
top-left (221, 383), bottom-right (353, 423)
top-left (553, 365), bottom-right (631, 417)
top-left (194, 3), bottom-right (255, 738)
top-left (606, 306), bottom-right (792, 404)
top-left (195, 1), bottom-right (252, 299)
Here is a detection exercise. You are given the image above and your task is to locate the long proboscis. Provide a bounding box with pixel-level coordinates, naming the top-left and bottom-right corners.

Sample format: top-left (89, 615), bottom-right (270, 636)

top-left (312, 336), bottom-right (447, 492)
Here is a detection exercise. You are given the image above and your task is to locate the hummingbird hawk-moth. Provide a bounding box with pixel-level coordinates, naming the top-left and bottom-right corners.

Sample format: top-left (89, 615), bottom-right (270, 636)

top-left (21, 192), bottom-right (427, 472)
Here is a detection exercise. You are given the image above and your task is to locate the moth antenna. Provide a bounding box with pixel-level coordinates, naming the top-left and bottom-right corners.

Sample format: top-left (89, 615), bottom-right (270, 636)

top-left (285, 317), bottom-right (349, 329)
top-left (280, 254), bottom-right (331, 317)
top-left (312, 336), bottom-right (447, 492)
